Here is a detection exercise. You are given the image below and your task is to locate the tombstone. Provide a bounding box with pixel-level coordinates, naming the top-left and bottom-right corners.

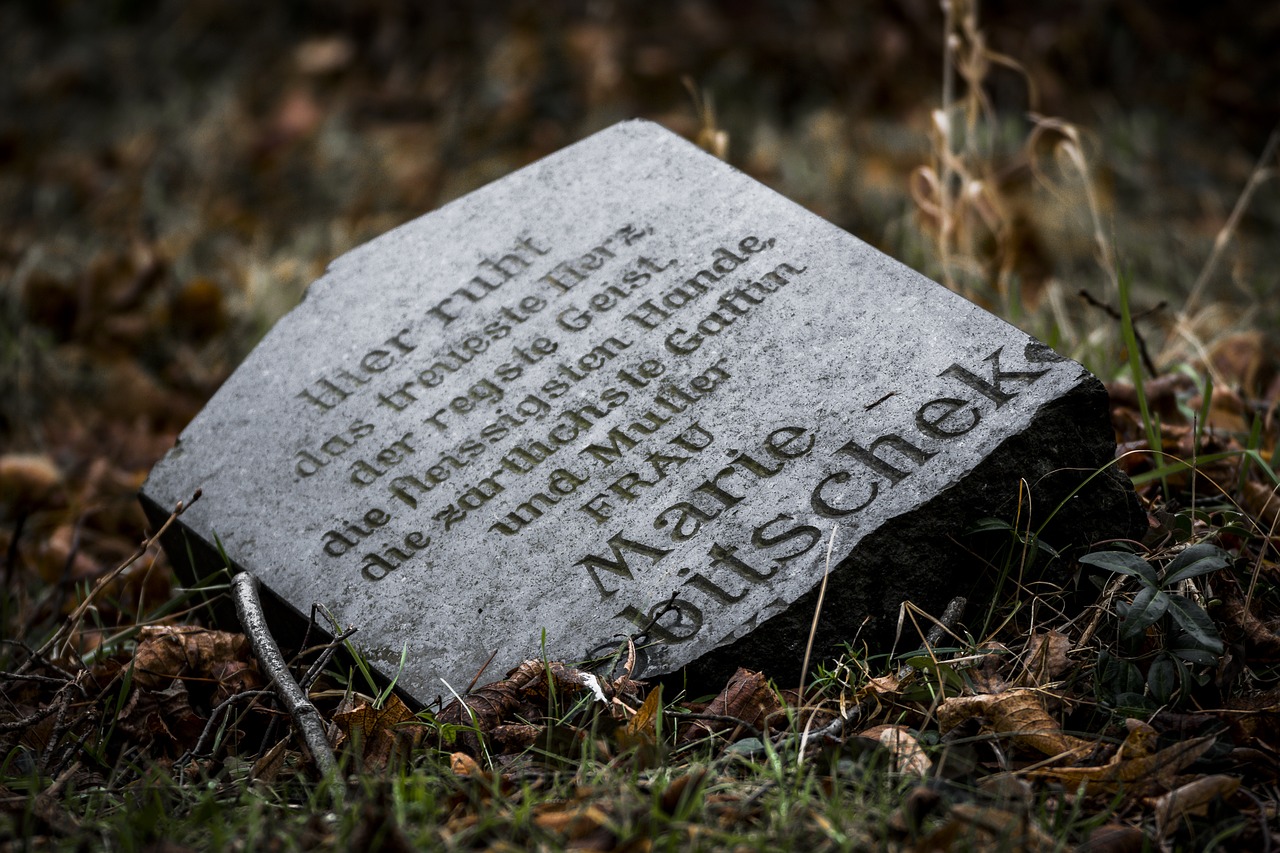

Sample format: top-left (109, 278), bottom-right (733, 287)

top-left (141, 120), bottom-right (1142, 704)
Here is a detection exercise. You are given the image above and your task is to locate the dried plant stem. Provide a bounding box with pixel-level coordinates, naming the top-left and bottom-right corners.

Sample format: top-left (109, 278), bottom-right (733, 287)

top-left (937, 0), bottom-right (959, 292)
top-left (1184, 127), bottom-right (1280, 317)
top-left (797, 527), bottom-right (838, 704)
top-left (232, 571), bottom-right (337, 778)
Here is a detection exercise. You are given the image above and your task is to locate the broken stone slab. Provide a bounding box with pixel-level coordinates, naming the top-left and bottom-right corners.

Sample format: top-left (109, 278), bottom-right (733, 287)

top-left (141, 119), bottom-right (1143, 705)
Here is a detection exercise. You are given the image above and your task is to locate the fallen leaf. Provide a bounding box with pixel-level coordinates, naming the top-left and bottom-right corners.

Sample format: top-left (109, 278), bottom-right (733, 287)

top-left (249, 737), bottom-right (291, 784)
top-left (0, 454), bottom-right (64, 517)
top-left (1030, 734), bottom-right (1216, 794)
top-left (1221, 686), bottom-right (1280, 753)
top-left (921, 803), bottom-right (1059, 852)
top-left (1077, 823), bottom-right (1149, 853)
top-left (490, 723), bottom-right (541, 753)
top-left (294, 36), bottom-right (355, 75)
top-left (1151, 774), bottom-right (1240, 839)
top-left (626, 686), bottom-right (662, 738)
top-left (437, 659), bottom-right (599, 738)
top-left (449, 752), bottom-right (482, 778)
top-left (977, 772), bottom-right (1033, 809)
top-left (1021, 630), bottom-right (1072, 686)
top-left (533, 803), bottom-right (616, 849)
top-left (1209, 330), bottom-right (1276, 400)
top-left (679, 668), bottom-right (781, 743)
top-left (937, 689), bottom-right (1091, 757)
top-left (131, 622), bottom-right (261, 696)
top-left (858, 724), bottom-right (932, 776)
top-left (885, 784), bottom-right (942, 834)
top-left (1117, 718), bottom-right (1157, 760)
top-left (332, 693), bottom-right (419, 771)
top-left (969, 643), bottom-right (1013, 694)
top-left (1242, 481), bottom-right (1280, 529)
top-left (659, 768), bottom-right (707, 815)
top-left (117, 680), bottom-right (206, 750)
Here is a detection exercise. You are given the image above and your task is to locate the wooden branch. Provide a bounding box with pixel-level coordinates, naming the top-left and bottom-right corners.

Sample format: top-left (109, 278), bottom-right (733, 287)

top-left (232, 571), bottom-right (337, 777)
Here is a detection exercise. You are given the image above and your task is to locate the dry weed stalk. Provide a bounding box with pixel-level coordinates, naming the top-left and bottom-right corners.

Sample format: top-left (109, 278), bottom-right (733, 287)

top-left (916, 0), bottom-right (1044, 319)
top-left (1160, 127), bottom-right (1280, 383)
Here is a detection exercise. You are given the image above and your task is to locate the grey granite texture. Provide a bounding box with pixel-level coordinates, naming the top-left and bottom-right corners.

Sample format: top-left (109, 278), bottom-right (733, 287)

top-left (142, 120), bottom-right (1143, 704)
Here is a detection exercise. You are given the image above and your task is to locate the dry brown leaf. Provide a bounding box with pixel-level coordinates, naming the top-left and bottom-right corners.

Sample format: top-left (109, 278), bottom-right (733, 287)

top-left (1151, 774), bottom-right (1240, 839)
top-left (969, 643), bottom-right (1012, 694)
top-left (294, 36), bottom-right (355, 75)
top-left (490, 723), bottom-right (541, 753)
top-left (858, 724), bottom-right (932, 776)
top-left (977, 772), bottom-right (1033, 809)
top-left (1030, 734), bottom-right (1216, 794)
top-left (679, 668), bottom-right (781, 743)
top-left (450, 751), bottom-right (482, 777)
top-left (612, 685), bottom-right (662, 764)
top-left (626, 685), bottom-right (662, 738)
top-left (1221, 685), bottom-right (1280, 752)
top-left (1117, 718), bottom-right (1157, 760)
top-left (131, 625), bottom-right (261, 697)
top-left (117, 680), bottom-right (206, 749)
top-left (1218, 589), bottom-right (1280, 653)
top-left (249, 736), bottom-right (291, 784)
top-left (0, 454), bottom-right (64, 517)
top-left (332, 693), bottom-right (419, 770)
top-left (1020, 630), bottom-right (1072, 686)
top-left (34, 523), bottom-right (99, 584)
top-left (922, 802), bottom-right (1059, 852)
top-left (659, 768), bottom-right (708, 815)
top-left (437, 659), bottom-right (595, 738)
top-left (533, 803), bottom-right (615, 848)
top-left (1242, 481), bottom-right (1280, 529)
top-left (1077, 823), bottom-right (1150, 852)
top-left (863, 673), bottom-right (901, 698)
top-left (1209, 330), bottom-right (1276, 400)
top-left (937, 689), bottom-right (1091, 757)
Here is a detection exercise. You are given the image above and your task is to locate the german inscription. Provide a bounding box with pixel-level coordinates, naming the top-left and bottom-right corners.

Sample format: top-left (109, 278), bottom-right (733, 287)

top-left (142, 120), bottom-right (1140, 702)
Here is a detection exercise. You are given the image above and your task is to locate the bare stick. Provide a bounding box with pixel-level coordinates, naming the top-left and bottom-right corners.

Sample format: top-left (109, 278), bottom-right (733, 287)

top-left (232, 571), bottom-right (337, 777)
top-left (1078, 289), bottom-right (1164, 377)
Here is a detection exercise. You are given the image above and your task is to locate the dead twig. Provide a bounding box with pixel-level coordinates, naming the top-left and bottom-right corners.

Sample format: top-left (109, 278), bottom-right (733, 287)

top-left (183, 688), bottom-right (275, 769)
top-left (0, 703), bottom-right (60, 733)
top-left (1078, 289), bottom-right (1164, 377)
top-left (232, 571), bottom-right (337, 778)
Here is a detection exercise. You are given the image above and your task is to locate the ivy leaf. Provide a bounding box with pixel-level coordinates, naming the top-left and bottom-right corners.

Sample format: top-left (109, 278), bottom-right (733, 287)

top-left (1147, 654), bottom-right (1179, 704)
top-left (1169, 647), bottom-right (1218, 665)
top-left (1165, 594), bottom-right (1223, 654)
top-left (1122, 585), bottom-right (1168, 640)
top-left (1096, 650), bottom-right (1144, 699)
top-left (1080, 551), bottom-right (1158, 586)
top-left (1162, 543), bottom-right (1231, 585)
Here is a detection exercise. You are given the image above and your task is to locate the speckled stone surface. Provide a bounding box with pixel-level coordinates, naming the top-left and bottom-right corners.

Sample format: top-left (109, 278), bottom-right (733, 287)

top-left (142, 120), bottom-right (1141, 704)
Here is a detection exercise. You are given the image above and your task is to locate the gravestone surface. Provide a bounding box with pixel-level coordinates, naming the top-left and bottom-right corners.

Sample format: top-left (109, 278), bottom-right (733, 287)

top-left (142, 119), bottom-right (1142, 703)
